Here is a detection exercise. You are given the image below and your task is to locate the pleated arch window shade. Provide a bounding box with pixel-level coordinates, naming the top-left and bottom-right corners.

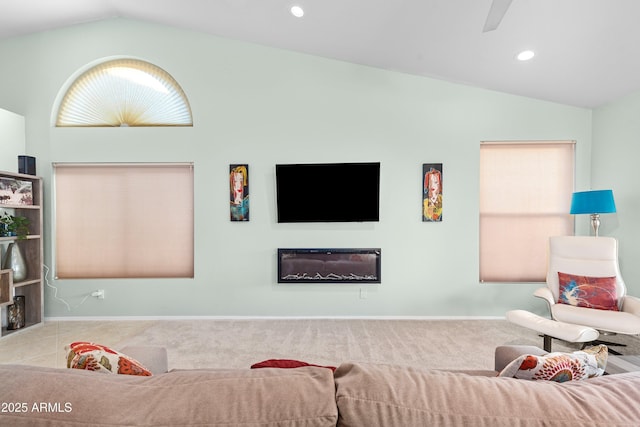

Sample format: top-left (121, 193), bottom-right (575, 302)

top-left (56, 58), bottom-right (192, 127)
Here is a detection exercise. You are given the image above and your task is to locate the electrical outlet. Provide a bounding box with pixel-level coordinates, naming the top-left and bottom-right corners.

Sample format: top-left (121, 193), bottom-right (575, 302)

top-left (359, 288), bottom-right (367, 300)
top-left (92, 289), bottom-right (105, 299)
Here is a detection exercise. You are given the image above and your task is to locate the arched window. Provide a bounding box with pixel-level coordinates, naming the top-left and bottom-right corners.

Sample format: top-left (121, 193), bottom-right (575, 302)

top-left (55, 58), bottom-right (192, 127)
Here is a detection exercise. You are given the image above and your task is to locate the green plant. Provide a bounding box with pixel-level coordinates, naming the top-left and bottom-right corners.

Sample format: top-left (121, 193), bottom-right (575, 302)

top-left (0, 212), bottom-right (10, 237)
top-left (0, 212), bottom-right (29, 240)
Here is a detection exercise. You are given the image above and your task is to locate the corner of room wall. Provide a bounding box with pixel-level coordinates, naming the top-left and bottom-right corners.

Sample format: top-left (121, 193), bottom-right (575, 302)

top-left (592, 89), bottom-right (640, 293)
top-left (0, 108), bottom-right (26, 173)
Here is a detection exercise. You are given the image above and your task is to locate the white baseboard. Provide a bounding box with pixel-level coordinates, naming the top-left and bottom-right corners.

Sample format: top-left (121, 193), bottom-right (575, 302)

top-left (44, 315), bottom-right (506, 322)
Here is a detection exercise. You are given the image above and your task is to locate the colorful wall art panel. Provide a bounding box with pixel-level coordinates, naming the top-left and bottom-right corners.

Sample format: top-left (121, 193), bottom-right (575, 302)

top-left (230, 164), bottom-right (249, 221)
top-left (423, 163), bottom-right (442, 222)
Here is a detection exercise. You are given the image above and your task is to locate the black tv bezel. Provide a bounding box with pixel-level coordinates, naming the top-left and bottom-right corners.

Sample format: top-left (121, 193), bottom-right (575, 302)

top-left (275, 162), bottom-right (380, 223)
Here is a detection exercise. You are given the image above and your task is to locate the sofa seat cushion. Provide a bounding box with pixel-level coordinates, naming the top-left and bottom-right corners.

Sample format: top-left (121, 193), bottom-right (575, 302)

top-left (0, 364), bottom-right (337, 427)
top-left (118, 345), bottom-right (168, 374)
top-left (334, 362), bottom-right (640, 427)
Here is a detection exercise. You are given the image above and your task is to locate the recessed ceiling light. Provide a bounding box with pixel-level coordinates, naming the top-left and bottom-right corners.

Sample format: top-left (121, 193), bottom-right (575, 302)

top-left (517, 50), bottom-right (535, 61)
top-left (290, 5), bottom-right (304, 18)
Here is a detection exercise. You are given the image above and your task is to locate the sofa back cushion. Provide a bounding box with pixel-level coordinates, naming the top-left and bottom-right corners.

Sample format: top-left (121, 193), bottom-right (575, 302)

top-left (334, 362), bottom-right (640, 427)
top-left (0, 365), bottom-right (337, 427)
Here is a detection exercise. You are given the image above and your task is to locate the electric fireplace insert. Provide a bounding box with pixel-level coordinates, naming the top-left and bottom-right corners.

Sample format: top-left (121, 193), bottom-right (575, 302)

top-left (278, 248), bottom-right (381, 283)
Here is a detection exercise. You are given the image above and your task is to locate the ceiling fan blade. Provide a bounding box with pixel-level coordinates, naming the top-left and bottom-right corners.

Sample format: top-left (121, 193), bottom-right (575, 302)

top-left (482, 0), bottom-right (513, 32)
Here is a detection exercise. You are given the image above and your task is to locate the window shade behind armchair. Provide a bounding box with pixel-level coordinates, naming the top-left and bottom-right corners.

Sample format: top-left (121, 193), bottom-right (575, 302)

top-left (479, 141), bottom-right (574, 282)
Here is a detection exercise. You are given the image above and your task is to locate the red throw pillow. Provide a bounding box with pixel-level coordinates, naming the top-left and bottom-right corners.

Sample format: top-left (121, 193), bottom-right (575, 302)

top-left (557, 272), bottom-right (619, 311)
top-left (251, 359), bottom-right (336, 372)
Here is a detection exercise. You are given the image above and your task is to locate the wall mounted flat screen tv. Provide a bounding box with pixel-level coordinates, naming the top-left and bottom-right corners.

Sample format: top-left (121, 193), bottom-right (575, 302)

top-left (276, 162), bottom-right (380, 223)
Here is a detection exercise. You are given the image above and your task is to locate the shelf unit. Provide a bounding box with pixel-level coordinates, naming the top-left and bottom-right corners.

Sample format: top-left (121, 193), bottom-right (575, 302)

top-left (0, 170), bottom-right (43, 337)
top-left (0, 268), bottom-right (11, 306)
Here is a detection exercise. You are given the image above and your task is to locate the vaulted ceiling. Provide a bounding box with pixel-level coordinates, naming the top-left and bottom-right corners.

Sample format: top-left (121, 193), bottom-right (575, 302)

top-left (1, 0), bottom-right (639, 108)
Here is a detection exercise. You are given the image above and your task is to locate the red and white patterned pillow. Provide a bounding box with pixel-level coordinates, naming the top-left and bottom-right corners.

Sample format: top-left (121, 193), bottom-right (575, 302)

top-left (66, 341), bottom-right (152, 376)
top-left (498, 345), bottom-right (608, 382)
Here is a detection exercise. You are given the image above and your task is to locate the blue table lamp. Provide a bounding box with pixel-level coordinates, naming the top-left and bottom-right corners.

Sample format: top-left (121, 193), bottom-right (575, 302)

top-left (570, 189), bottom-right (616, 236)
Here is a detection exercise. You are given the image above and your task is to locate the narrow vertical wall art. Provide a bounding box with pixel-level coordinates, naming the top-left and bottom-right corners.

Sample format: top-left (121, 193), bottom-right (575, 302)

top-left (423, 163), bottom-right (442, 222)
top-left (230, 164), bottom-right (249, 221)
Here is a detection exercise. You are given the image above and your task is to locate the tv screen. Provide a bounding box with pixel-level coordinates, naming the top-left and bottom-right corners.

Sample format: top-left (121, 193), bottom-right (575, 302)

top-left (276, 162), bottom-right (380, 223)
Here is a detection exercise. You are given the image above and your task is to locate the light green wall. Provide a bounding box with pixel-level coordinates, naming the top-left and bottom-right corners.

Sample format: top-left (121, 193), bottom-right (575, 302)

top-left (0, 108), bottom-right (25, 172)
top-left (0, 19), bottom-right (593, 318)
top-left (592, 90), bottom-right (640, 295)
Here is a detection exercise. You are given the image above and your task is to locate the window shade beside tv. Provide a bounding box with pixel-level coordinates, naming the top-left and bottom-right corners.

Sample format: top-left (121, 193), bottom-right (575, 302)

top-left (276, 162), bottom-right (380, 223)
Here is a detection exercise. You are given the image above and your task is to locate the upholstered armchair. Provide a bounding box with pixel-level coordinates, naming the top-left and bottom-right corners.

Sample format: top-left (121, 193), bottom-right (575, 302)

top-left (535, 236), bottom-right (640, 348)
top-left (508, 236), bottom-right (640, 352)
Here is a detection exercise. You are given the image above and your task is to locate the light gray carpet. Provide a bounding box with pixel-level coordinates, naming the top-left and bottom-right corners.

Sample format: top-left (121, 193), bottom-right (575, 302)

top-left (115, 319), bottom-right (640, 371)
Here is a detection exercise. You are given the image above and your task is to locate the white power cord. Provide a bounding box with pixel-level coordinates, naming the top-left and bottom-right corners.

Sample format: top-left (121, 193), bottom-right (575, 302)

top-left (43, 264), bottom-right (90, 311)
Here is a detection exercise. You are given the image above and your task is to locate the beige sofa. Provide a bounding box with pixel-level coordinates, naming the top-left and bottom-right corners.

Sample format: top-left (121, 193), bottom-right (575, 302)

top-left (1, 345), bottom-right (639, 426)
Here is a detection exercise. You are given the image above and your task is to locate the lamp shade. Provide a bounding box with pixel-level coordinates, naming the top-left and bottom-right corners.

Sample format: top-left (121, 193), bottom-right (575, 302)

top-left (570, 190), bottom-right (616, 215)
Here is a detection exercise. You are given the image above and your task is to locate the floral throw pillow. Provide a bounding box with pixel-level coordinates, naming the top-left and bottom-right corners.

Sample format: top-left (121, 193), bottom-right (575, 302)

top-left (498, 345), bottom-right (608, 382)
top-left (66, 341), bottom-right (152, 376)
top-left (557, 272), bottom-right (619, 311)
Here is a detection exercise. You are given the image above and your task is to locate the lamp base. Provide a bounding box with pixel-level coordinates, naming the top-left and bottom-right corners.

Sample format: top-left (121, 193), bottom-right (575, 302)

top-left (590, 213), bottom-right (601, 237)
